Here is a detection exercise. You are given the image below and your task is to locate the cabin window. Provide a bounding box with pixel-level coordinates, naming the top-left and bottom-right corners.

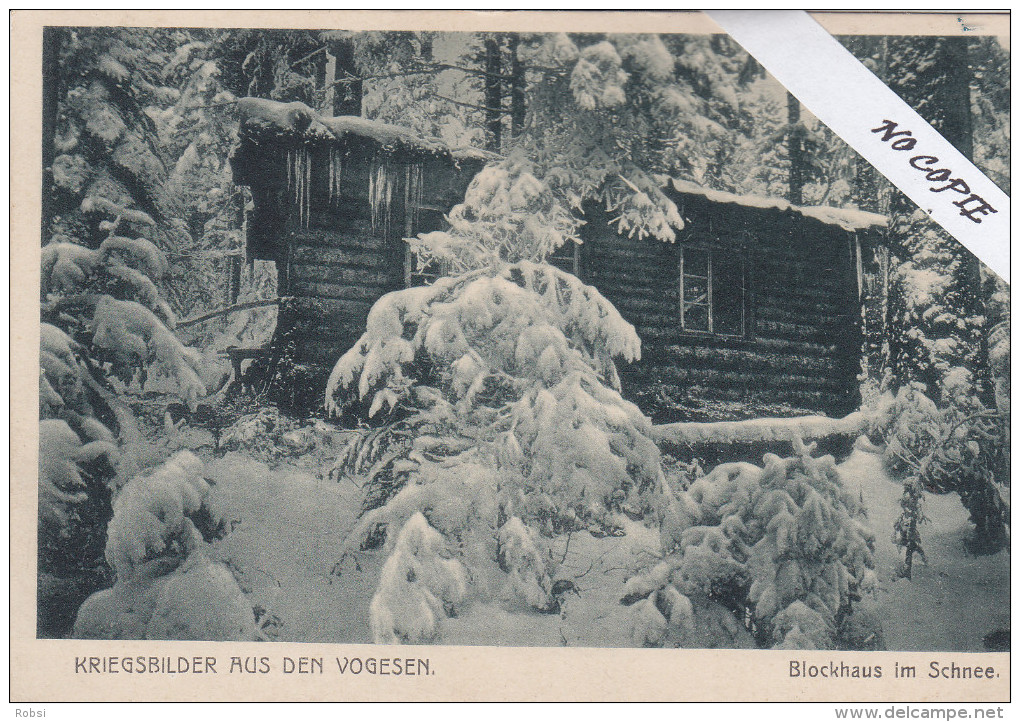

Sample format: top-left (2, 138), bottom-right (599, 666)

top-left (680, 246), bottom-right (746, 336)
top-left (547, 242), bottom-right (581, 277)
top-left (404, 206), bottom-right (449, 287)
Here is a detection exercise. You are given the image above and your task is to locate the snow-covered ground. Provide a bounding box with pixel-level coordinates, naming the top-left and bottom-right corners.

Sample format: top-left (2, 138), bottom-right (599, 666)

top-left (839, 449), bottom-right (1010, 652)
top-left (200, 442), bottom-right (1008, 650)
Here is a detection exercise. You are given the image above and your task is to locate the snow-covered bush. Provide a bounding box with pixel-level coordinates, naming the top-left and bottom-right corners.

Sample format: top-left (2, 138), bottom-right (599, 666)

top-left (72, 451), bottom-right (255, 640)
top-left (37, 418), bottom-right (119, 637)
top-left (103, 451), bottom-right (209, 576)
top-left (871, 383), bottom-right (940, 479)
top-left (329, 162), bottom-right (673, 641)
top-left (624, 440), bottom-right (878, 650)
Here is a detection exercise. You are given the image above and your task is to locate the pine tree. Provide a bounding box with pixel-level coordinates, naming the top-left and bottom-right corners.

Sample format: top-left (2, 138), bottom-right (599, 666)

top-left (329, 159), bottom-right (671, 641)
top-left (880, 37), bottom-right (987, 401)
top-left (72, 451), bottom-right (256, 641)
top-left (39, 27), bottom-right (208, 637)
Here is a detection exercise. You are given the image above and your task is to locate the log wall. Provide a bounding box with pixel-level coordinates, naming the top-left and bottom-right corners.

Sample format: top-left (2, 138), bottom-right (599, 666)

top-left (236, 131), bottom-right (480, 377)
top-left (581, 194), bottom-right (864, 422)
top-left (236, 128), bottom-right (867, 421)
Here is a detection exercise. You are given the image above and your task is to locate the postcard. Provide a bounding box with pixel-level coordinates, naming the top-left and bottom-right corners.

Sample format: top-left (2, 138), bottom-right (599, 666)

top-left (11, 9), bottom-right (1011, 704)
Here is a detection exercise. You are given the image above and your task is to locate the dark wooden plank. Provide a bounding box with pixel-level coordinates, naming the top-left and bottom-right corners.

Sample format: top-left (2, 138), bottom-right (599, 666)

top-left (288, 226), bottom-right (396, 251)
top-left (659, 343), bottom-right (844, 374)
top-left (291, 280), bottom-right (396, 302)
top-left (638, 365), bottom-right (847, 394)
top-left (290, 263), bottom-right (397, 287)
top-left (291, 245), bottom-right (401, 268)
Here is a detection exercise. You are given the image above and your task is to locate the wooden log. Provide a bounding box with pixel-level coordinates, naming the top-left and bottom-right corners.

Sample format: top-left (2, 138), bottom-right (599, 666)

top-left (630, 365), bottom-right (847, 393)
top-left (290, 263), bottom-right (396, 287)
top-left (291, 245), bottom-right (402, 269)
top-left (291, 280), bottom-right (398, 302)
top-left (651, 409), bottom-right (875, 447)
top-left (658, 343), bottom-right (843, 373)
top-left (635, 325), bottom-right (838, 357)
top-left (288, 227), bottom-right (395, 251)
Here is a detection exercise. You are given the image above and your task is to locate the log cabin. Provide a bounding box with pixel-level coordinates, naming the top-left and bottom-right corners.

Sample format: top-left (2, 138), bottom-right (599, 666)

top-left (230, 98), bottom-right (886, 421)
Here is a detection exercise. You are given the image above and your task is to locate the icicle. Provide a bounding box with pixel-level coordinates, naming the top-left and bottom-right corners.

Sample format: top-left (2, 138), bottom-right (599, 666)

top-left (384, 164), bottom-right (394, 241)
top-left (286, 149), bottom-right (294, 199)
top-left (329, 148), bottom-right (343, 208)
top-left (369, 161), bottom-right (378, 235)
top-left (289, 146), bottom-right (312, 229)
top-left (410, 161), bottom-right (423, 231)
top-left (401, 162), bottom-right (425, 235)
top-left (367, 158), bottom-right (400, 239)
top-left (403, 165), bottom-right (411, 235)
top-left (303, 146), bottom-right (311, 228)
top-left (329, 148), bottom-right (335, 206)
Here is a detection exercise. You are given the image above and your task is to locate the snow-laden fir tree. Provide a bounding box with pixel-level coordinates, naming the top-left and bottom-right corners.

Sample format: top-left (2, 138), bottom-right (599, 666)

top-left (328, 157), bottom-right (675, 642)
top-left (623, 439), bottom-right (878, 650)
top-left (39, 225), bottom-right (206, 637)
top-left (39, 28), bottom-right (212, 636)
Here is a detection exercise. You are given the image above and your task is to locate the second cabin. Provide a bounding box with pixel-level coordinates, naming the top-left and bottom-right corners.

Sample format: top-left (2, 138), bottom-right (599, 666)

top-left (231, 98), bottom-right (886, 422)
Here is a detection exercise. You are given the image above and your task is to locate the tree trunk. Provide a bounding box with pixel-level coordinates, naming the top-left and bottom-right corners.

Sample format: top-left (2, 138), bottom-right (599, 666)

top-left (882, 37), bottom-right (987, 398)
top-left (323, 49), bottom-right (337, 115)
top-left (41, 27), bottom-right (65, 240)
top-left (509, 34), bottom-right (526, 138)
top-left (484, 35), bottom-right (503, 152)
top-left (329, 38), bottom-right (363, 117)
top-left (786, 92), bottom-right (804, 205)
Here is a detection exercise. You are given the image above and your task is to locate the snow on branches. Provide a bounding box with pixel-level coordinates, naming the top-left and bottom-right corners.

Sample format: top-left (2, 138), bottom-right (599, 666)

top-left (870, 372), bottom-right (1009, 564)
top-left (625, 440), bottom-right (878, 649)
top-left (39, 419), bottom-right (117, 530)
top-left (570, 41), bottom-right (629, 111)
top-left (39, 194), bottom-right (204, 637)
top-left (329, 165), bottom-right (668, 639)
top-left (92, 297), bottom-right (204, 405)
top-left (41, 230), bottom-right (204, 408)
top-left (507, 35), bottom-right (688, 243)
top-left (369, 512), bottom-right (468, 644)
top-left (73, 451), bottom-right (256, 641)
top-left (104, 451), bottom-right (209, 579)
top-left (327, 261), bottom-right (640, 418)
top-left (327, 261), bottom-right (658, 535)
top-left (407, 158), bottom-right (583, 275)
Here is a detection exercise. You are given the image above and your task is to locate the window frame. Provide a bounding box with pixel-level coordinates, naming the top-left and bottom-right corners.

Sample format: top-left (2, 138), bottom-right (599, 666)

top-left (547, 241), bottom-right (581, 278)
top-left (679, 244), bottom-right (747, 338)
top-left (403, 203), bottom-right (450, 288)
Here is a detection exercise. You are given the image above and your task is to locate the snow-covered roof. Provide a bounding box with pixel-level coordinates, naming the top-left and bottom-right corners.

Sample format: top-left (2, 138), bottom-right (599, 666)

top-left (237, 97), bottom-right (494, 163)
top-left (667, 178), bottom-right (887, 233)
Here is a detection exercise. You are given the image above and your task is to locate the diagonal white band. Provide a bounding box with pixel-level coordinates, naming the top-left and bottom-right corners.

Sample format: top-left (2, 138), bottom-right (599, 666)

top-left (707, 10), bottom-right (1010, 284)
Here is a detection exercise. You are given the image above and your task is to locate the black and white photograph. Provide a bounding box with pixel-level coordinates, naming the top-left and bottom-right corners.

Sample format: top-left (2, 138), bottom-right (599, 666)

top-left (22, 10), bottom-right (1009, 686)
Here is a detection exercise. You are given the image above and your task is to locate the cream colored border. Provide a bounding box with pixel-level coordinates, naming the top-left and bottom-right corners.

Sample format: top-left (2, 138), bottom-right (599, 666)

top-left (10, 10), bottom-right (1011, 703)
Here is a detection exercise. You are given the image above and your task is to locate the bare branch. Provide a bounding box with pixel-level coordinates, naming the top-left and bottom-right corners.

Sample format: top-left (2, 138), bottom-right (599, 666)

top-left (177, 298), bottom-right (281, 329)
top-left (434, 94), bottom-right (510, 115)
top-left (290, 46), bottom-right (327, 70)
top-left (427, 62), bottom-right (513, 81)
